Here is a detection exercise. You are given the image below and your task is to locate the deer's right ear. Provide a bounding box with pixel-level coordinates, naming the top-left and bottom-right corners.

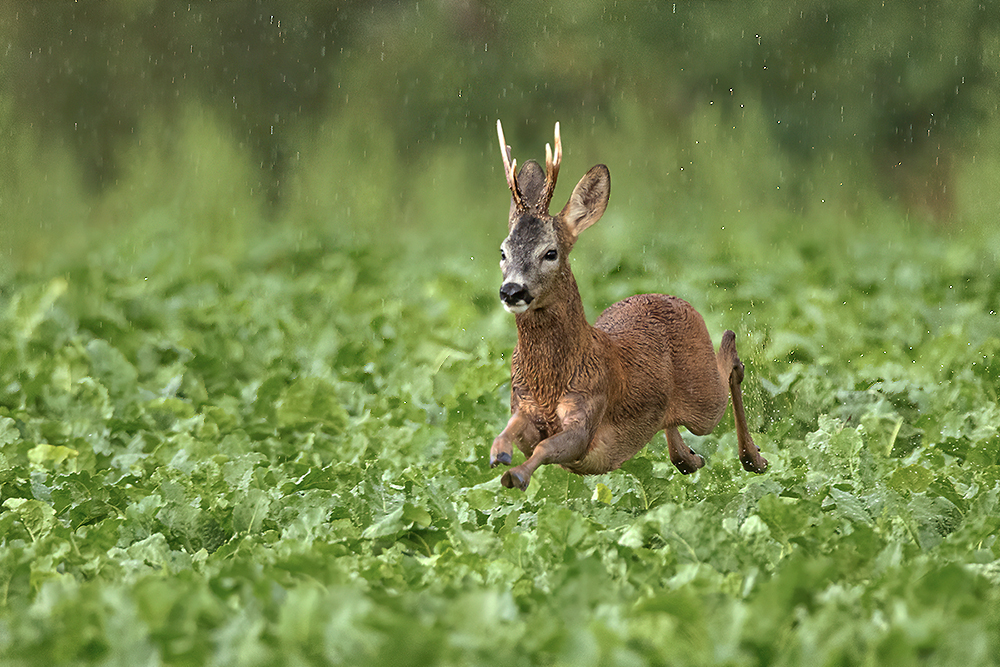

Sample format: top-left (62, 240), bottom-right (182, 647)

top-left (560, 164), bottom-right (610, 240)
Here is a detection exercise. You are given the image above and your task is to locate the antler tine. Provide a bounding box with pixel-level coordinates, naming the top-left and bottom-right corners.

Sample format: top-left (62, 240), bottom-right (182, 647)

top-left (496, 120), bottom-right (524, 209)
top-left (549, 121), bottom-right (562, 182)
top-left (541, 121), bottom-right (562, 211)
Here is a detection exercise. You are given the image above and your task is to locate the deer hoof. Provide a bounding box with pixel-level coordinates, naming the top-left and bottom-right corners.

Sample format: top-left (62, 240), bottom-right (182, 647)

top-left (490, 451), bottom-right (512, 467)
top-left (740, 451), bottom-right (768, 474)
top-left (501, 468), bottom-right (529, 490)
top-left (673, 453), bottom-right (705, 475)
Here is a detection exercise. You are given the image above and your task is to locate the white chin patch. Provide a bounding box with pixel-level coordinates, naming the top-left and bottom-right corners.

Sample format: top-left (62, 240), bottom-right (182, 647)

top-left (503, 302), bottom-right (529, 315)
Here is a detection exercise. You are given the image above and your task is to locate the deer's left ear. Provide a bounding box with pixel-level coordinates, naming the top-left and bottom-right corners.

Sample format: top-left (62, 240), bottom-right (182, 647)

top-left (560, 164), bottom-right (610, 240)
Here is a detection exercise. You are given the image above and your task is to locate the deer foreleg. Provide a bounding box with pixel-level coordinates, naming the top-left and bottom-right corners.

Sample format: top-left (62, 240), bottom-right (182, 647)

top-left (500, 425), bottom-right (592, 490)
top-left (500, 392), bottom-right (604, 491)
top-left (490, 410), bottom-right (540, 468)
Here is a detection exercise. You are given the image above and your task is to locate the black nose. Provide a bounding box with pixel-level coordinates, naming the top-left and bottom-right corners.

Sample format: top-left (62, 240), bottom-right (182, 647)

top-left (499, 282), bottom-right (532, 306)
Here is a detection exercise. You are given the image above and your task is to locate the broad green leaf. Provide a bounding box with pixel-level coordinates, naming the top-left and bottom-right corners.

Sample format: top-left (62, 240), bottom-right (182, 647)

top-left (0, 417), bottom-right (19, 447)
top-left (3, 498), bottom-right (57, 541)
top-left (907, 493), bottom-right (962, 550)
top-left (85, 338), bottom-right (139, 399)
top-left (592, 482), bottom-right (613, 504)
top-left (11, 277), bottom-right (67, 340)
top-left (757, 493), bottom-right (810, 545)
top-left (28, 444), bottom-right (79, 470)
top-left (889, 464), bottom-right (934, 494)
top-left (276, 377), bottom-right (348, 431)
top-left (233, 488), bottom-right (271, 535)
top-left (361, 502), bottom-right (433, 540)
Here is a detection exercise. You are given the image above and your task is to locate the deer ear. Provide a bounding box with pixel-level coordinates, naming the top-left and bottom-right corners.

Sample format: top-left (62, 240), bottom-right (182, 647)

top-left (560, 164), bottom-right (610, 239)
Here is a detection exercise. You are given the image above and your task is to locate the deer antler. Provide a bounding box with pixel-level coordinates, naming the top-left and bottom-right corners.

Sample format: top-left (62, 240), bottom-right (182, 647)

top-left (497, 120), bottom-right (525, 210)
top-left (540, 121), bottom-right (562, 212)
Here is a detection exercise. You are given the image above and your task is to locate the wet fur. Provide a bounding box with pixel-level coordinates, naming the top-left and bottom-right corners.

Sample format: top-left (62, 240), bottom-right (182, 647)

top-left (490, 125), bottom-right (767, 490)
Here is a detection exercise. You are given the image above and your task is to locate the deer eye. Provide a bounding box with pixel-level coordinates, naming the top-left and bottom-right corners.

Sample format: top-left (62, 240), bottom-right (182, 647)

top-left (500, 248), bottom-right (507, 261)
top-left (543, 248), bottom-right (558, 261)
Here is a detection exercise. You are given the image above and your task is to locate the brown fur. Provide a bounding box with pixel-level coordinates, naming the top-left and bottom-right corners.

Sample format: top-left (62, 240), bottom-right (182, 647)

top-left (490, 121), bottom-right (768, 490)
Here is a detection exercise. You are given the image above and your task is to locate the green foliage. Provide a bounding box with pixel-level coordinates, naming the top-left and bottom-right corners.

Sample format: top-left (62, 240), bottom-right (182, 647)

top-left (2, 4), bottom-right (999, 664)
top-left (1, 208), bottom-right (999, 666)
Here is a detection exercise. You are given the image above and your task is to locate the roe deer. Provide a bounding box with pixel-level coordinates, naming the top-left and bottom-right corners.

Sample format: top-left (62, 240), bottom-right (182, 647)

top-left (489, 120), bottom-right (768, 490)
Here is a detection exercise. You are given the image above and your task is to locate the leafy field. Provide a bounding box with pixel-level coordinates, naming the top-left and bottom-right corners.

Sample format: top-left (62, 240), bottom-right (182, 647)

top-left (1, 208), bottom-right (999, 666)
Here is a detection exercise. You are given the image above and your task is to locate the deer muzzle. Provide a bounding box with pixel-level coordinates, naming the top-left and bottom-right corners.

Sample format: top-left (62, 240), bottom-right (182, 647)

top-left (499, 282), bottom-right (533, 314)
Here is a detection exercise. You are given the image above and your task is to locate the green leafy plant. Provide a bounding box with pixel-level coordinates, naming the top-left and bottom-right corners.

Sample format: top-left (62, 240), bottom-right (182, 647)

top-left (1, 206), bottom-right (999, 666)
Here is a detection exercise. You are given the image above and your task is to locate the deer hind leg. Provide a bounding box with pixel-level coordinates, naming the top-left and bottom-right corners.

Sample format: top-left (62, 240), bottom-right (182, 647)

top-left (666, 427), bottom-right (706, 474)
top-left (717, 330), bottom-right (768, 473)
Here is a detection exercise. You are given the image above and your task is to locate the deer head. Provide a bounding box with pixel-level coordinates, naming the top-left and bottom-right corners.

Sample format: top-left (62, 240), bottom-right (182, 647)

top-left (496, 120), bottom-right (611, 314)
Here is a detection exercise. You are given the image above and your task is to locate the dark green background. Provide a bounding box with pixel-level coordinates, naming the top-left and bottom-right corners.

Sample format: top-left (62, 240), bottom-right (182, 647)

top-left (3, 1), bottom-right (998, 265)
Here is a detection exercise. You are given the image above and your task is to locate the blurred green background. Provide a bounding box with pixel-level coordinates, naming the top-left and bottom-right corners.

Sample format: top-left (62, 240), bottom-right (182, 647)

top-left (2, 0), bottom-right (998, 271)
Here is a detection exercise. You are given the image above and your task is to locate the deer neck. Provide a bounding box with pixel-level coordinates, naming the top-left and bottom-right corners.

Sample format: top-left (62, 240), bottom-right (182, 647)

top-left (513, 270), bottom-right (592, 391)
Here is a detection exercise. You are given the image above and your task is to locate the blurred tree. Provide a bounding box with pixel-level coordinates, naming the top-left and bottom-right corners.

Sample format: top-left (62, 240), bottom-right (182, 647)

top-left (5, 1), bottom-right (357, 211)
top-left (2, 0), bottom-right (997, 222)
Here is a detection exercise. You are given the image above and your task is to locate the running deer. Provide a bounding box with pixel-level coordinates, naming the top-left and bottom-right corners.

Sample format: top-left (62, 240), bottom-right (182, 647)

top-left (489, 120), bottom-right (768, 490)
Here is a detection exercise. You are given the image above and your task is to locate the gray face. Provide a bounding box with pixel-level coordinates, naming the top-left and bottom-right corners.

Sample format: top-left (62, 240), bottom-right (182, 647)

top-left (499, 214), bottom-right (562, 314)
